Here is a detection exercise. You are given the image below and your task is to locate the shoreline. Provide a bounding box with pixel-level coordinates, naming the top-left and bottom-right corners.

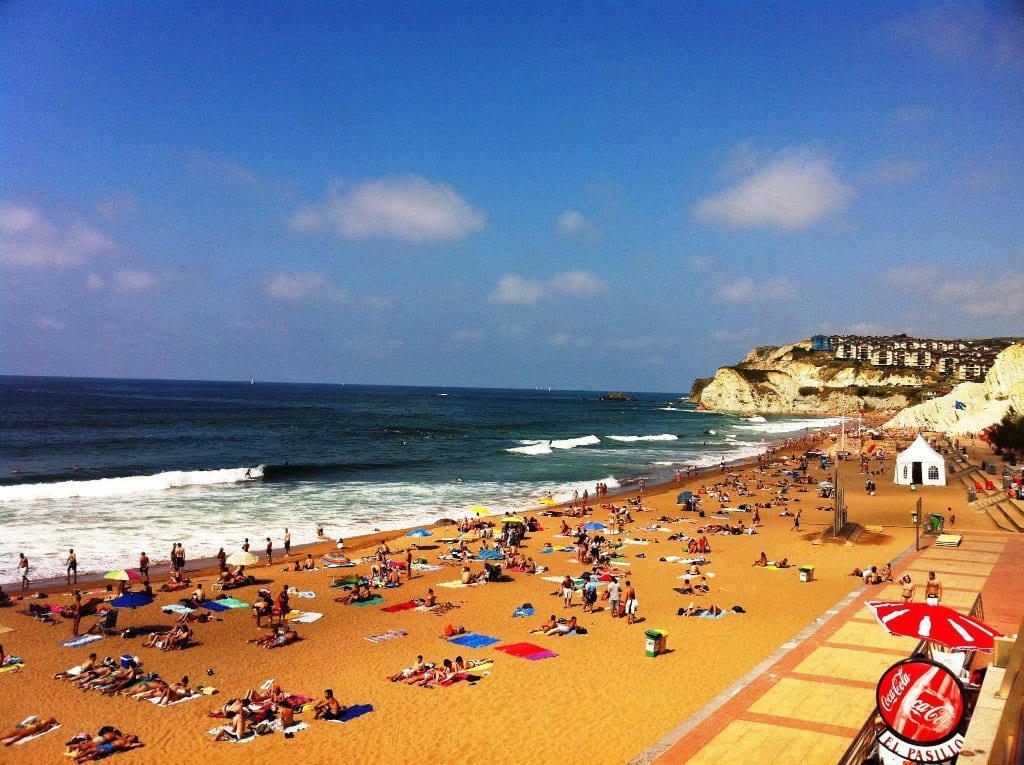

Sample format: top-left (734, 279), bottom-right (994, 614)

top-left (4, 423), bottom-right (850, 597)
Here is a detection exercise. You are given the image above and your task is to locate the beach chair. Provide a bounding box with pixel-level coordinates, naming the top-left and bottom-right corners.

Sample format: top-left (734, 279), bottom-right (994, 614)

top-left (87, 609), bottom-right (119, 635)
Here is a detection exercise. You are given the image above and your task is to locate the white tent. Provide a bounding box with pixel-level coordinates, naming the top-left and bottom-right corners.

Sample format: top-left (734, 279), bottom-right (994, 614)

top-left (893, 434), bottom-right (947, 486)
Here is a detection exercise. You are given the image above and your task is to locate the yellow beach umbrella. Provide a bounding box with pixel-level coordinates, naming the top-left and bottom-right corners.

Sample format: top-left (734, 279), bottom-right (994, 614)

top-left (538, 497), bottom-right (556, 506)
top-left (469, 505), bottom-right (491, 517)
top-left (501, 516), bottom-right (525, 524)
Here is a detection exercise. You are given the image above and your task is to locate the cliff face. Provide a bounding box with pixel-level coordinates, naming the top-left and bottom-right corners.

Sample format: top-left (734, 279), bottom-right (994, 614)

top-left (884, 343), bottom-right (1024, 435)
top-left (693, 341), bottom-right (934, 415)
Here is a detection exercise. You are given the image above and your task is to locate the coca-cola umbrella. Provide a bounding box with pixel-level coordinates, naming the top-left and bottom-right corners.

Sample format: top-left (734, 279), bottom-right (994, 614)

top-left (865, 600), bottom-right (1003, 652)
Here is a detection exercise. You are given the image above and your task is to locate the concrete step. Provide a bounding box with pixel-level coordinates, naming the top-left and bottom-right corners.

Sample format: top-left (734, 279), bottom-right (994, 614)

top-left (985, 506), bottom-right (1017, 533)
top-left (997, 501), bottom-right (1024, 532)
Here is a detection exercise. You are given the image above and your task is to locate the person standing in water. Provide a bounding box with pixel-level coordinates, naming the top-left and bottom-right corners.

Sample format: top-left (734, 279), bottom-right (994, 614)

top-left (66, 549), bottom-right (78, 585)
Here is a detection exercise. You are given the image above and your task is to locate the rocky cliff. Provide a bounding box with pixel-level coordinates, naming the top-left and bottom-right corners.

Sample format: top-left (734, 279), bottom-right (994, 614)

top-left (692, 341), bottom-right (938, 415)
top-left (884, 343), bottom-right (1024, 436)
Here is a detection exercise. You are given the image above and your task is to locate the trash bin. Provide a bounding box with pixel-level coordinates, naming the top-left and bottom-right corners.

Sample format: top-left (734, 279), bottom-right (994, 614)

top-left (799, 566), bottom-right (815, 583)
top-left (645, 629), bottom-right (667, 657)
top-left (967, 487), bottom-right (977, 502)
top-left (929, 514), bottom-right (944, 533)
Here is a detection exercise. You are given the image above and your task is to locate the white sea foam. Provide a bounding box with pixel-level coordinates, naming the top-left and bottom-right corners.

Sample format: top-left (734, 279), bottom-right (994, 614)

top-left (606, 434), bottom-right (679, 442)
top-left (746, 416), bottom-right (767, 422)
top-left (0, 466), bottom-right (263, 503)
top-left (505, 435), bottom-right (601, 455)
top-left (732, 417), bottom-right (842, 435)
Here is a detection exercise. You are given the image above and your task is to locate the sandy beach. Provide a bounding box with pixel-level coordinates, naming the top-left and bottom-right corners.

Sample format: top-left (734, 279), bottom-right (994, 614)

top-left (0, 429), bottom-right (1007, 763)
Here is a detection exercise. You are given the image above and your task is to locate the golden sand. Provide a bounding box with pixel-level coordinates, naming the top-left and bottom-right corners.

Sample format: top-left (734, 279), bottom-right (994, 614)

top-left (0, 432), bottom-right (999, 763)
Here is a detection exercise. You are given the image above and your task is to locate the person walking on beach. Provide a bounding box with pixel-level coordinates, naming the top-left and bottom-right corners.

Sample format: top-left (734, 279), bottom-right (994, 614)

top-left (406, 549), bottom-right (413, 580)
top-left (283, 529), bottom-right (291, 557)
top-left (169, 543), bottom-right (178, 575)
top-left (139, 551), bottom-right (150, 579)
top-left (216, 547), bottom-right (227, 572)
top-left (624, 580), bottom-right (638, 624)
top-left (17, 553), bottom-right (29, 590)
top-left (265, 537), bottom-right (273, 566)
top-left (561, 575), bottom-right (574, 608)
top-left (900, 575), bottom-right (915, 603)
top-left (66, 549), bottom-right (78, 585)
top-left (242, 538), bottom-right (250, 552)
top-left (792, 509), bottom-right (801, 531)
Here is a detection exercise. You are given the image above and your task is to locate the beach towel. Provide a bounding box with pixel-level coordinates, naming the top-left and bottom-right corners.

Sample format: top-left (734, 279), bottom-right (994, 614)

top-left (289, 590), bottom-right (316, 599)
top-left (207, 726), bottom-right (257, 743)
top-left (437, 580), bottom-right (472, 589)
top-left (411, 564), bottom-right (443, 572)
top-left (447, 632), bottom-right (500, 648)
top-left (59, 634), bottom-right (103, 648)
top-left (512, 606), bottom-right (535, 618)
top-left (496, 642), bottom-right (558, 660)
top-left (324, 703), bottom-right (374, 723)
top-left (288, 611), bottom-right (323, 624)
top-left (273, 720), bottom-right (310, 736)
top-left (12, 722), bottom-right (61, 746)
top-left (162, 604), bottom-right (195, 615)
top-left (147, 691), bottom-right (201, 707)
top-left (381, 600), bottom-right (419, 613)
top-left (0, 661), bottom-right (24, 674)
top-left (201, 601), bottom-right (230, 612)
top-left (365, 629), bottom-right (408, 644)
top-left (329, 577), bottom-right (362, 588)
top-left (350, 596), bottom-right (385, 607)
top-left (215, 597), bottom-right (250, 609)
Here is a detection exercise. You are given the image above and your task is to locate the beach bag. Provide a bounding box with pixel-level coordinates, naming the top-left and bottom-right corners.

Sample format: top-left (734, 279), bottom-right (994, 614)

top-left (601, 590), bottom-right (609, 601)
top-left (444, 623), bottom-right (456, 637)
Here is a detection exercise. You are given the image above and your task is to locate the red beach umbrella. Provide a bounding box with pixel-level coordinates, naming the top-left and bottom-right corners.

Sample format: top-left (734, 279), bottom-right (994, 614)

top-left (865, 600), bottom-right (1003, 652)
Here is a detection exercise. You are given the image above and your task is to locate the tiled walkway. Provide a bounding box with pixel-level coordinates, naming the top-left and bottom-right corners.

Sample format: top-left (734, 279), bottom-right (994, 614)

top-left (633, 531), bottom-right (1024, 765)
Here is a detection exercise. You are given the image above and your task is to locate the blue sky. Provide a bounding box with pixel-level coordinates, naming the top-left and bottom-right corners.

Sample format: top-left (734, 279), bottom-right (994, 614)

top-left (2, 1), bottom-right (1022, 392)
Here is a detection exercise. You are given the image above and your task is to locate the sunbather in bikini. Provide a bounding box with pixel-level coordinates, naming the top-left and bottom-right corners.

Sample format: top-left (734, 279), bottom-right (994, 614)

top-left (546, 616), bottom-right (578, 636)
top-left (389, 655), bottom-right (427, 682)
top-left (2, 716), bottom-right (59, 746)
top-left (336, 584), bottom-right (373, 605)
top-left (249, 627), bottom-right (299, 648)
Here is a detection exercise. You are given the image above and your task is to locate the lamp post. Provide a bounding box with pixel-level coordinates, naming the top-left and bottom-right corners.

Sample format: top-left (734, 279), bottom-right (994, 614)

top-left (911, 497), bottom-right (922, 551)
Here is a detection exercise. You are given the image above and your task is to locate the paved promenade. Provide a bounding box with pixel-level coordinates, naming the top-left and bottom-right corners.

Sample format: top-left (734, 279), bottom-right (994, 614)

top-left (634, 531), bottom-right (1024, 764)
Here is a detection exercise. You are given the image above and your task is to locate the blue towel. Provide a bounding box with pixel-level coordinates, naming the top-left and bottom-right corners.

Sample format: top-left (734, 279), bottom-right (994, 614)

top-left (512, 606), bottom-right (535, 618)
top-left (448, 633), bottom-right (501, 648)
top-left (60, 634), bottom-right (103, 648)
top-left (201, 601), bottom-right (230, 612)
top-left (325, 703), bottom-right (374, 723)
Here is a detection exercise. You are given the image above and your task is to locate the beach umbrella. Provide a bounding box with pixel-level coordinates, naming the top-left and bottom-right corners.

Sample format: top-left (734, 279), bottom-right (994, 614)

top-left (864, 600), bottom-right (1003, 652)
top-left (406, 528), bottom-right (432, 538)
top-left (818, 481), bottom-right (834, 489)
top-left (677, 491), bottom-right (693, 502)
top-left (501, 516), bottom-right (525, 524)
top-left (469, 505), bottom-right (491, 517)
top-left (583, 522), bottom-right (607, 531)
top-left (226, 551), bottom-right (259, 567)
top-left (538, 497), bottom-right (556, 506)
top-left (104, 569), bottom-right (141, 582)
top-left (111, 591), bottom-right (154, 630)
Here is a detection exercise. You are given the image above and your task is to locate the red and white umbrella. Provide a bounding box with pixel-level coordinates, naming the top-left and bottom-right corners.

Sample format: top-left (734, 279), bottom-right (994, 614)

top-left (865, 600), bottom-right (1003, 652)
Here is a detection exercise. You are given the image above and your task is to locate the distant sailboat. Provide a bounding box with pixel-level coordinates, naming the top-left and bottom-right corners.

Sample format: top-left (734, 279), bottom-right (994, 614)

top-left (250, 379), bottom-right (254, 385)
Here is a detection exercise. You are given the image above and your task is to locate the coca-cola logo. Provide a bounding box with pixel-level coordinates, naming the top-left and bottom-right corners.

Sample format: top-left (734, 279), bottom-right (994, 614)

top-left (877, 659), bottom-right (965, 746)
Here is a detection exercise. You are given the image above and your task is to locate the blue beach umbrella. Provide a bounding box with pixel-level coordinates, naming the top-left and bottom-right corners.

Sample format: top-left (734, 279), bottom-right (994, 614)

top-left (583, 522), bottom-right (607, 531)
top-left (406, 528), bottom-right (432, 538)
top-left (677, 491), bottom-right (692, 503)
top-left (111, 591), bottom-right (154, 630)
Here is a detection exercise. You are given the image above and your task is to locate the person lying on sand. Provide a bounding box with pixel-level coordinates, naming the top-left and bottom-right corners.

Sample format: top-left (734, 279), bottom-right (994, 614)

top-left (389, 655), bottom-right (427, 683)
top-left (54, 652), bottom-right (100, 681)
top-left (413, 659), bottom-right (456, 687)
top-left (545, 616), bottom-right (578, 636)
top-left (532, 614), bottom-right (559, 634)
top-left (249, 627), bottom-right (299, 648)
top-left (2, 716), bottom-right (59, 746)
top-left (678, 602), bottom-right (723, 617)
top-left (68, 730), bottom-right (143, 761)
top-left (336, 584), bottom-right (373, 604)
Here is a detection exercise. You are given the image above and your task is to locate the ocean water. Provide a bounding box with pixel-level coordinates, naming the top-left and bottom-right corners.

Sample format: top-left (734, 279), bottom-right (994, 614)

top-left (0, 377), bottom-right (840, 581)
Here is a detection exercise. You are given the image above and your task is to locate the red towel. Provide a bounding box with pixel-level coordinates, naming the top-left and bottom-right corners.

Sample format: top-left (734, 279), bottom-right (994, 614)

top-left (381, 600), bottom-right (418, 613)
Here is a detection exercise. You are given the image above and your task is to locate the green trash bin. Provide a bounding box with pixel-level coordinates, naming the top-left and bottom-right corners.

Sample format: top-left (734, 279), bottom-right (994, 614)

top-left (645, 629), bottom-right (668, 657)
top-left (929, 514), bottom-right (944, 533)
top-left (799, 566), bottom-right (814, 583)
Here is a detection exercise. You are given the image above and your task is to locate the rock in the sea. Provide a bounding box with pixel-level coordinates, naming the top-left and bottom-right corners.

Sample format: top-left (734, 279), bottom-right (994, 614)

top-left (602, 392), bottom-right (637, 401)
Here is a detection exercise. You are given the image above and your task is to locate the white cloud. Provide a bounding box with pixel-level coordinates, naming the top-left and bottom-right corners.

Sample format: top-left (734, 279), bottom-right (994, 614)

top-left (489, 275), bottom-right (544, 305)
top-left (263, 271), bottom-right (348, 303)
top-left (891, 105), bottom-right (933, 126)
top-left (113, 269), bottom-right (157, 293)
top-left (549, 270), bottom-right (605, 295)
top-left (0, 203), bottom-right (120, 267)
top-left (86, 274), bottom-right (106, 291)
top-left (94, 195), bottom-right (138, 221)
top-left (290, 176), bottom-right (486, 243)
top-left (718, 277), bottom-right (797, 303)
top-left (361, 295), bottom-right (393, 311)
top-left (489, 271), bottom-right (606, 305)
top-left (878, 264), bottom-right (1024, 319)
top-left (38, 316), bottom-right (65, 330)
top-left (554, 209), bottom-right (601, 241)
top-left (548, 333), bottom-right (589, 348)
top-left (693, 149), bottom-right (854, 230)
top-left (450, 328), bottom-right (485, 343)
